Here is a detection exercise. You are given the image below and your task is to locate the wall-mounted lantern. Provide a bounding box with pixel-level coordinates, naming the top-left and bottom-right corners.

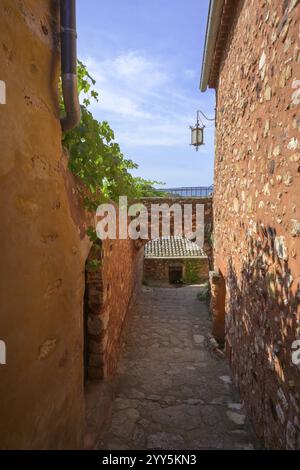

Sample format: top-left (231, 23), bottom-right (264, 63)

top-left (190, 110), bottom-right (215, 151)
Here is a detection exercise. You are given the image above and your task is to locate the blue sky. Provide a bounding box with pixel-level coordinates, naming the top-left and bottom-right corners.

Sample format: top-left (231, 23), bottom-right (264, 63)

top-left (77, 0), bottom-right (215, 187)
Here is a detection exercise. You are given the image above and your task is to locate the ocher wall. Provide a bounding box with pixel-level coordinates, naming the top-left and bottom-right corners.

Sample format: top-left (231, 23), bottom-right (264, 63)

top-left (0, 1), bottom-right (91, 449)
top-left (214, 0), bottom-right (300, 449)
top-left (102, 239), bottom-right (143, 376)
top-left (86, 238), bottom-right (143, 380)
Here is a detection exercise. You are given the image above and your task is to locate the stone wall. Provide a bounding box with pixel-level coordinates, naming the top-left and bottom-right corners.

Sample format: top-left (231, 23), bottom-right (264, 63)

top-left (85, 238), bottom-right (143, 380)
top-left (214, 0), bottom-right (300, 449)
top-left (0, 0), bottom-right (92, 449)
top-left (144, 258), bottom-right (209, 285)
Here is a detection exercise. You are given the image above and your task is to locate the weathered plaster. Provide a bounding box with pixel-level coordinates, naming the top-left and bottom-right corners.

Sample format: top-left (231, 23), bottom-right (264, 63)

top-left (0, 0), bottom-right (91, 449)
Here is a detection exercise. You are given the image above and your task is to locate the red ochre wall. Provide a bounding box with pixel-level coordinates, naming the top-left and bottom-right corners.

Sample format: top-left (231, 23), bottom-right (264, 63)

top-left (213, 0), bottom-right (300, 449)
top-left (0, 1), bottom-right (91, 449)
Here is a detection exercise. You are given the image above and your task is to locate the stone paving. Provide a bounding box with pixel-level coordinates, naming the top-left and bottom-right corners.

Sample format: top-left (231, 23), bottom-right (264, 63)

top-left (98, 285), bottom-right (260, 450)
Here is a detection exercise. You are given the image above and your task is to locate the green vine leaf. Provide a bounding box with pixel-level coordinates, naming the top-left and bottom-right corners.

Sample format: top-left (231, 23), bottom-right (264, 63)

top-left (60, 60), bottom-right (165, 238)
top-left (86, 259), bottom-right (102, 272)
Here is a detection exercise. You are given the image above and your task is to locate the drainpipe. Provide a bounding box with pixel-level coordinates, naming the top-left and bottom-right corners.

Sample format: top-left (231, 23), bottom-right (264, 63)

top-left (60, 0), bottom-right (81, 132)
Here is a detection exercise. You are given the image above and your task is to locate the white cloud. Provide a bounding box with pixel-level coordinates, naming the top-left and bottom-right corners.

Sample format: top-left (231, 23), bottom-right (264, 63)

top-left (81, 51), bottom-right (213, 148)
top-left (97, 89), bottom-right (152, 119)
top-left (184, 69), bottom-right (196, 80)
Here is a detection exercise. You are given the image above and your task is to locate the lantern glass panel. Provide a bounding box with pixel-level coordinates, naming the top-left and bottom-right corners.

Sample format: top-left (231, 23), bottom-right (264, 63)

top-left (191, 127), bottom-right (203, 146)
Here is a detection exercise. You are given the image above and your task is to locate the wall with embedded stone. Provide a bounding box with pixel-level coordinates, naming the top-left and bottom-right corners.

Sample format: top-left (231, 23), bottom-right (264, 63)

top-left (144, 257), bottom-right (209, 285)
top-left (85, 235), bottom-right (143, 381)
top-left (214, 0), bottom-right (300, 449)
top-left (0, 0), bottom-right (93, 449)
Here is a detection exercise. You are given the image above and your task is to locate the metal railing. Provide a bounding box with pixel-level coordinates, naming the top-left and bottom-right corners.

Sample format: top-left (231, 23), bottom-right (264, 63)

top-left (156, 186), bottom-right (214, 198)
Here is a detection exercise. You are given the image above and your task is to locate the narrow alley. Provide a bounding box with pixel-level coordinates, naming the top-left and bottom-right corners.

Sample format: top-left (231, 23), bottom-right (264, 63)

top-left (2, 0), bottom-right (300, 455)
top-left (98, 286), bottom-right (258, 450)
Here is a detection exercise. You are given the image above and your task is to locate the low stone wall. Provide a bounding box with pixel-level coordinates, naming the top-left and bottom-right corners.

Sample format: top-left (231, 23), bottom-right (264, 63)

top-left (144, 257), bottom-right (209, 285)
top-left (85, 238), bottom-right (143, 380)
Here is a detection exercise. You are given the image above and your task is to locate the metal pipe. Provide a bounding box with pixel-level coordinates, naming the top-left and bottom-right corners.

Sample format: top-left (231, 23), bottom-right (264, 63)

top-left (197, 110), bottom-right (215, 122)
top-left (60, 0), bottom-right (81, 132)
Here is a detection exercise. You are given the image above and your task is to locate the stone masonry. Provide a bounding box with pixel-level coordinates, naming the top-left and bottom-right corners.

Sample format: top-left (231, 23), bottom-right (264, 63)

top-left (144, 258), bottom-right (209, 285)
top-left (143, 236), bottom-right (209, 285)
top-left (85, 237), bottom-right (143, 381)
top-left (208, 0), bottom-right (300, 449)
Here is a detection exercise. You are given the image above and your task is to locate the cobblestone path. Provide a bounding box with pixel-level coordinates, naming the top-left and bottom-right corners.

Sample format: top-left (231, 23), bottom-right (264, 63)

top-left (98, 286), bottom-right (259, 450)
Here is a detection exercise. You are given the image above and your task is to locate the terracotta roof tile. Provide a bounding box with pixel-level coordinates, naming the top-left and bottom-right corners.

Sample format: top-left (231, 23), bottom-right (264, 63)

top-left (144, 236), bottom-right (207, 259)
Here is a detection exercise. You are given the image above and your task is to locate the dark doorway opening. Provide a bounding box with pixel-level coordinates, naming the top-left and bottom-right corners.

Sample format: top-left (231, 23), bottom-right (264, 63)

top-left (169, 265), bottom-right (183, 284)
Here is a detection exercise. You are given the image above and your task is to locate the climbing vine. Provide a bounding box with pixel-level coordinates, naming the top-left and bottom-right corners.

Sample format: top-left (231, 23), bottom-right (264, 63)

top-left (183, 260), bottom-right (201, 285)
top-left (61, 60), bottom-right (164, 213)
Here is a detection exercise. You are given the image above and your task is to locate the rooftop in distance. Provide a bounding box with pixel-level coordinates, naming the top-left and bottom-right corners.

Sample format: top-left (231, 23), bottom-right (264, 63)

top-left (145, 236), bottom-right (207, 259)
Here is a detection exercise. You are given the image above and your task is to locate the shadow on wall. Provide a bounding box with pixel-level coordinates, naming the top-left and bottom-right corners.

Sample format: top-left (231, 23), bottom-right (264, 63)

top-left (83, 235), bottom-right (145, 382)
top-left (225, 222), bottom-right (300, 449)
top-left (84, 241), bottom-right (104, 381)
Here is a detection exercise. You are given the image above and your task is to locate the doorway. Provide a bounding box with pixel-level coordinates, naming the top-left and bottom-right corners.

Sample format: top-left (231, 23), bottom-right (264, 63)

top-left (169, 264), bottom-right (183, 284)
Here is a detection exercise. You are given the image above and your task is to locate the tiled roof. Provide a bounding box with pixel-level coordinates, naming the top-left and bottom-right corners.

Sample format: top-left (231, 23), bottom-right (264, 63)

top-left (144, 236), bottom-right (207, 259)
